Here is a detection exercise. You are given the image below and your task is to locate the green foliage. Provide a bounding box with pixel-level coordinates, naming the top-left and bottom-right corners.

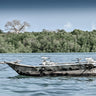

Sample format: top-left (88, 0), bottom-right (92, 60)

top-left (0, 29), bottom-right (96, 53)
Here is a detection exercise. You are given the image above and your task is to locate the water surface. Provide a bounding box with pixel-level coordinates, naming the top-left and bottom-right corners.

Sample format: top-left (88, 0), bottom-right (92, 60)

top-left (0, 53), bottom-right (96, 96)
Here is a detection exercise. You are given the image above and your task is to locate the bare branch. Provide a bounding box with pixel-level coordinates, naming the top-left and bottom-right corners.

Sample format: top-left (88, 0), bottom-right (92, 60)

top-left (5, 20), bottom-right (30, 34)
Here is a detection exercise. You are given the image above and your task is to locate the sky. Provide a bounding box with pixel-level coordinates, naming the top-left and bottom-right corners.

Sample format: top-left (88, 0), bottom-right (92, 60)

top-left (0, 0), bottom-right (96, 32)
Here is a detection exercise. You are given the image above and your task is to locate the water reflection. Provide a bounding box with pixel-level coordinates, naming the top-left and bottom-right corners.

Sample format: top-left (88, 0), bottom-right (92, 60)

top-left (8, 75), bottom-right (95, 83)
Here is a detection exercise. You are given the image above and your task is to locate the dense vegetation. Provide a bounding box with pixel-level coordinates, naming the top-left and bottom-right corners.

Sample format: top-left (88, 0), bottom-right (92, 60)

top-left (0, 29), bottom-right (96, 53)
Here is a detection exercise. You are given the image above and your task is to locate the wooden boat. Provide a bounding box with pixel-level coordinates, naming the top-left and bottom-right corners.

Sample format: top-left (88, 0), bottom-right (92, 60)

top-left (3, 57), bottom-right (96, 76)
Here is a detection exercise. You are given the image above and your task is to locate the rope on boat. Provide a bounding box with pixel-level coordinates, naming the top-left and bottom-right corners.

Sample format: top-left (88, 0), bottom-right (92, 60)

top-left (80, 64), bottom-right (95, 75)
top-left (39, 67), bottom-right (45, 76)
top-left (84, 64), bottom-right (94, 70)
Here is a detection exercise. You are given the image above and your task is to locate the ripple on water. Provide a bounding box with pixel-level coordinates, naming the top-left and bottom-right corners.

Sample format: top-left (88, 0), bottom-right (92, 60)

top-left (0, 53), bottom-right (96, 96)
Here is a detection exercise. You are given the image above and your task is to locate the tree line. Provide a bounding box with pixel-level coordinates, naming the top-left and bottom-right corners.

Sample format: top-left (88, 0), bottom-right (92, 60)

top-left (0, 28), bottom-right (96, 53)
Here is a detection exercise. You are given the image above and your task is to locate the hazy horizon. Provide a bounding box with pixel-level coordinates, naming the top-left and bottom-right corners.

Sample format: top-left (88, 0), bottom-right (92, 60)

top-left (1, 0), bottom-right (96, 32)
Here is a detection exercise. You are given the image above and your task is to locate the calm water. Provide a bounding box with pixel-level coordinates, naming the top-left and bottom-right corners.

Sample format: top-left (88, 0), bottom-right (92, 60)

top-left (0, 53), bottom-right (96, 96)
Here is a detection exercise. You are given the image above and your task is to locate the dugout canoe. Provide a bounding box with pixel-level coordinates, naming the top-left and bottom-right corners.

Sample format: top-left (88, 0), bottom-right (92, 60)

top-left (4, 58), bottom-right (96, 76)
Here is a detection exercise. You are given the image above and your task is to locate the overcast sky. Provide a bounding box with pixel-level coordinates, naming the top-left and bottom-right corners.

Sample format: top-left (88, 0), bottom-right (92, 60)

top-left (0, 0), bottom-right (96, 32)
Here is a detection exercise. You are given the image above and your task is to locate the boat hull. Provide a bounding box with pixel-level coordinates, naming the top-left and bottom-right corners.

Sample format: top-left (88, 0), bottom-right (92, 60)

top-left (6, 62), bottom-right (96, 76)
